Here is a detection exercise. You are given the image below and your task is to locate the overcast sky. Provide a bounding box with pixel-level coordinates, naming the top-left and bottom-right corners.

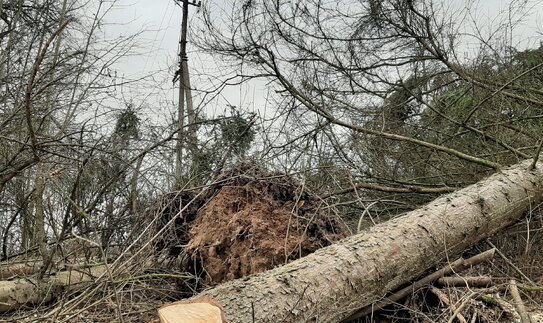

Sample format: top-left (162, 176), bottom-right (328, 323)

top-left (99, 0), bottom-right (266, 124)
top-left (99, 0), bottom-right (543, 123)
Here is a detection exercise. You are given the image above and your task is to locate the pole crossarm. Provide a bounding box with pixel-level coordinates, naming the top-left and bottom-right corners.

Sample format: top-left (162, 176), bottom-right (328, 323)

top-left (175, 0), bottom-right (201, 8)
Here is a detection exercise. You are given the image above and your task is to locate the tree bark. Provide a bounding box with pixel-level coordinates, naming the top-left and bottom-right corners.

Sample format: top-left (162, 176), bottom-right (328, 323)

top-left (197, 158), bottom-right (543, 322)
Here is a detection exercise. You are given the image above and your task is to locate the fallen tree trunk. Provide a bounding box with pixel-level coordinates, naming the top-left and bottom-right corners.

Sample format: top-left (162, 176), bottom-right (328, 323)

top-left (0, 265), bottom-right (107, 312)
top-left (0, 252), bottom-right (182, 313)
top-left (196, 159), bottom-right (543, 322)
top-left (0, 261), bottom-right (42, 279)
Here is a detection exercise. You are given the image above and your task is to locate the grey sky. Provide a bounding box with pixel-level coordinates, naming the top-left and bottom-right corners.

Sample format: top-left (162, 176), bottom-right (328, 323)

top-left (102, 0), bottom-right (543, 123)
top-left (99, 0), bottom-right (265, 124)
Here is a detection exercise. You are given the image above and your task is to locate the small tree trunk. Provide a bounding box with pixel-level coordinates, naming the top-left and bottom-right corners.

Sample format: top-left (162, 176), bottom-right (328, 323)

top-left (130, 153), bottom-right (145, 215)
top-left (33, 170), bottom-right (49, 272)
top-left (15, 179), bottom-right (32, 252)
top-left (197, 158), bottom-right (543, 322)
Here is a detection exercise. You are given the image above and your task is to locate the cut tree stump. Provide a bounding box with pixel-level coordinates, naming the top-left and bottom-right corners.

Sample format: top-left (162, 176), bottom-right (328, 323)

top-left (194, 158), bottom-right (543, 322)
top-left (158, 298), bottom-right (227, 323)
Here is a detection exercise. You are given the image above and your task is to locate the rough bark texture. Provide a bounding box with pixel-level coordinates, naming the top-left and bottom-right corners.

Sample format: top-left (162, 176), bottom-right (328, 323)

top-left (197, 159), bottom-right (543, 322)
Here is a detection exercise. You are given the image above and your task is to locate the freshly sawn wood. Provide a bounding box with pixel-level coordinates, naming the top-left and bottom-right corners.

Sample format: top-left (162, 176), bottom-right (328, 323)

top-left (158, 297), bottom-right (227, 323)
top-left (197, 159), bottom-right (543, 322)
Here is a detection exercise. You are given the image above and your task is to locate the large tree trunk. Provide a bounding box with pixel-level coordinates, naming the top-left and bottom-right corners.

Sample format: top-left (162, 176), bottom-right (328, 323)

top-left (197, 159), bottom-right (543, 322)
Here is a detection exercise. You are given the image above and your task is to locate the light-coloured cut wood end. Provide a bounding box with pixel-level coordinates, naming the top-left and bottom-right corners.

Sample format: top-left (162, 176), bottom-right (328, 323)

top-left (158, 298), bottom-right (227, 323)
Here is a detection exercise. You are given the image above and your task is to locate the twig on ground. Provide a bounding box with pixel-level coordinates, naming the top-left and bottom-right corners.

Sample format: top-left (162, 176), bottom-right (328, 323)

top-left (430, 287), bottom-right (467, 323)
top-left (509, 279), bottom-right (533, 323)
top-left (530, 139), bottom-right (543, 170)
top-left (447, 291), bottom-right (476, 323)
top-left (470, 310), bottom-right (477, 323)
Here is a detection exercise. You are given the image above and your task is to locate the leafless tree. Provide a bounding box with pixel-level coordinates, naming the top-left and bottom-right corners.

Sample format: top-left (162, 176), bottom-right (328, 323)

top-left (194, 0), bottom-right (543, 223)
top-left (0, 0), bottom-right (159, 266)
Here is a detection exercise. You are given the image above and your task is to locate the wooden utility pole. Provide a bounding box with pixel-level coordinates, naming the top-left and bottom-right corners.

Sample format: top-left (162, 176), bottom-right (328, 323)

top-left (175, 0), bottom-right (200, 188)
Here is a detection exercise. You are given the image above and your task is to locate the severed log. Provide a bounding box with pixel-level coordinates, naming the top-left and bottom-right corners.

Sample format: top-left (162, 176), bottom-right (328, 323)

top-left (0, 253), bottom-right (183, 313)
top-left (0, 265), bottom-right (106, 312)
top-left (195, 159), bottom-right (543, 322)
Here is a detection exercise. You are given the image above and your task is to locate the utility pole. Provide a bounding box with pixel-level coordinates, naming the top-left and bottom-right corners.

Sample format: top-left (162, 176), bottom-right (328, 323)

top-left (175, 0), bottom-right (201, 188)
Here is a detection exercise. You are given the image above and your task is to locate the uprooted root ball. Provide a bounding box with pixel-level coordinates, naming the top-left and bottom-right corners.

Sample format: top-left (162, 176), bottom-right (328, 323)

top-left (185, 164), bottom-right (348, 284)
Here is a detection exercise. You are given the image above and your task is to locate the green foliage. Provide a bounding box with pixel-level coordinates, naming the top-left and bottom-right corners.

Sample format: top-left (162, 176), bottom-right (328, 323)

top-left (220, 113), bottom-right (255, 157)
top-left (383, 74), bottom-right (432, 125)
top-left (409, 45), bottom-right (543, 180)
top-left (188, 108), bottom-right (256, 182)
top-left (350, 43), bottom-right (543, 199)
top-left (114, 105), bottom-right (140, 140)
top-left (513, 43), bottom-right (543, 69)
top-left (438, 88), bottom-right (473, 112)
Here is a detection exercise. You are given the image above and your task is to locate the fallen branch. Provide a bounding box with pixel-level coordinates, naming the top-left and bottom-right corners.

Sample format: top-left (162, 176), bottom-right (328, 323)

top-left (344, 248), bottom-right (495, 321)
top-left (436, 276), bottom-right (493, 288)
top-left (323, 182), bottom-right (456, 198)
top-left (509, 279), bottom-right (532, 323)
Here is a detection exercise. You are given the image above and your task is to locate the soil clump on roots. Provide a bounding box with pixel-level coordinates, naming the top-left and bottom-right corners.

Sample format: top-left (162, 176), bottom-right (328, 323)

top-left (156, 164), bottom-right (348, 284)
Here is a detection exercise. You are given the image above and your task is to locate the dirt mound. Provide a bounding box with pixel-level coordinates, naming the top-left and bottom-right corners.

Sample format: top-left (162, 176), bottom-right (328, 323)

top-left (185, 164), bottom-right (348, 284)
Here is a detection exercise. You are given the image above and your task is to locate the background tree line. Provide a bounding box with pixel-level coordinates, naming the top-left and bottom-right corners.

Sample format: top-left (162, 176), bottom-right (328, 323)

top-left (0, 0), bottom-right (258, 267)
